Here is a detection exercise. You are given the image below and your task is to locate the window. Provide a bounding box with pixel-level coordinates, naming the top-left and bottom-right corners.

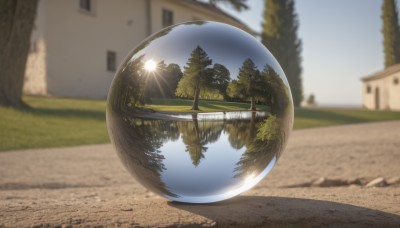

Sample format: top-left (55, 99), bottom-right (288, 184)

top-left (162, 9), bottom-right (173, 28)
top-left (107, 51), bottom-right (116, 72)
top-left (79, 0), bottom-right (91, 12)
top-left (394, 78), bottom-right (399, 85)
top-left (366, 85), bottom-right (371, 94)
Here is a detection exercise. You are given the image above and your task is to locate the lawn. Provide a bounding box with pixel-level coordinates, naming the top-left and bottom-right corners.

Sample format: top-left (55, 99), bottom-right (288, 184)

top-left (145, 98), bottom-right (269, 112)
top-left (294, 108), bottom-right (400, 129)
top-left (1, 96), bottom-right (400, 151)
top-left (0, 96), bottom-right (108, 151)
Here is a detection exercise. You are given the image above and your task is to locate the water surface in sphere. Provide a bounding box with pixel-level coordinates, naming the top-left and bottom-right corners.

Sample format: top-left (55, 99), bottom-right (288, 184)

top-left (107, 21), bottom-right (293, 203)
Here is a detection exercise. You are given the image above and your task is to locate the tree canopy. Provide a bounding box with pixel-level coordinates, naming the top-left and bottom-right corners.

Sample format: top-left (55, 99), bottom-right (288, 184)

top-left (143, 61), bottom-right (182, 99)
top-left (261, 0), bottom-right (302, 107)
top-left (227, 58), bottom-right (265, 110)
top-left (209, 63), bottom-right (231, 101)
top-left (382, 0), bottom-right (400, 67)
top-left (175, 46), bottom-right (213, 110)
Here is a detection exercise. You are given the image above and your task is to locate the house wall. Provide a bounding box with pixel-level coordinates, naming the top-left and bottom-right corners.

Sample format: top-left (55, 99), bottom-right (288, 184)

top-left (23, 0), bottom-right (253, 99)
top-left (363, 72), bottom-right (400, 111)
top-left (388, 72), bottom-right (400, 110)
top-left (150, 1), bottom-right (252, 34)
top-left (45, 0), bottom-right (147, 99)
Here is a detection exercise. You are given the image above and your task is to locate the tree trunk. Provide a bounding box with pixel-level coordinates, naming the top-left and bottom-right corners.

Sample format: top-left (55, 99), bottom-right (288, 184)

top-left (0, 0), bottom-right (38, 108)
top-left (191, 86), bottom-right (200, 110)
top-left (192, 113), bottom-right (200, 140)
top-left (249, 111), bottom-right (256, 138)
top-left (249, 95), bottom-right (256, 111)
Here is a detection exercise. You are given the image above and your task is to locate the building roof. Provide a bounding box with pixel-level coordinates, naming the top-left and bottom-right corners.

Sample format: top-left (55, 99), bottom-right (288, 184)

top-left (174, 0), bottom-right (258, 36)
top-left (361, 63), bottom-right (400, 82)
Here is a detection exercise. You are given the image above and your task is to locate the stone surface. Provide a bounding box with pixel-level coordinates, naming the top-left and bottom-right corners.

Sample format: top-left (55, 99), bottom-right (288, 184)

top-left (366, 177), bottom-right (388, 187)
top-left (1, 121), bottom-right (400, 227)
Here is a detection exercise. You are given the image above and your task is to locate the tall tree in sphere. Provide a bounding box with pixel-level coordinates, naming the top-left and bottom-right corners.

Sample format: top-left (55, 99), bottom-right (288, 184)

top-left (0, 0), bottom-right (38, 108)
top-left (261, 0), bottom-right (302, 107)
top-left (382, 0), bottom-right (400, 68)
top-left (230, 58), bottom-right (262, 111)
top-left (175, 46), bottom-right (212, 110)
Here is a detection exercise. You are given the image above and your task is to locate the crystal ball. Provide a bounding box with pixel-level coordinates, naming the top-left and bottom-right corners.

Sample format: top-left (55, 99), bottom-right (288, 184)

top-left (106, 21), bottom-right (293, 203)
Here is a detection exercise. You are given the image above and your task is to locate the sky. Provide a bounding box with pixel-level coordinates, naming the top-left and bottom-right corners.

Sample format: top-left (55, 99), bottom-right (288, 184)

top-left (217, 0), bottom-right (400, 106)
top-left (138, 22), bottom-right (284, 81)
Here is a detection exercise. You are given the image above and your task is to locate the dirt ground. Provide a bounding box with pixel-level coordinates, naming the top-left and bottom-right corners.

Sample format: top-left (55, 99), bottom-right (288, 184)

top-left (1, 121), bottom-right (399, 227)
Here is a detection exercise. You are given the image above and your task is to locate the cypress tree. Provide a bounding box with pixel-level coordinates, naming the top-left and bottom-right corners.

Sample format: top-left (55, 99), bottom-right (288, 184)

top-left (261, 0), bottom-right (303, 107)
top-left (382, 0), bottom-right (400, 68)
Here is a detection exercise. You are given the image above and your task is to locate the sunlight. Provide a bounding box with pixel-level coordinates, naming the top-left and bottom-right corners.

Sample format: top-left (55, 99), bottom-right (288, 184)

top-left (244, 173), bottom-right (256, 185)
top-left (144, 59), bottom-right (157, 72)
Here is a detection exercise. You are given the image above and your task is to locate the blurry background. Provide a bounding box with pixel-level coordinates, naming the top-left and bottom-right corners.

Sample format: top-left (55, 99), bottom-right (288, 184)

top-left (219, 0), bottom-right (400, 106)
top-left (1, 0), bottom-right (400, 151)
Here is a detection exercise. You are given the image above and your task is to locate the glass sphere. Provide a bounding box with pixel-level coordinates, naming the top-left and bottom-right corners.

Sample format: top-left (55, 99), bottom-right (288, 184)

top-left (106, 21), bottom-right (293, 203)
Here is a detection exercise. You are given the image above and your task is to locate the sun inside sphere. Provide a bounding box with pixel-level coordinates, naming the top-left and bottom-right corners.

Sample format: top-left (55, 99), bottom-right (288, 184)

top-left (106, 21), bottom-right (294, 204)
top-left (144, 59), bottom-right (157, 72)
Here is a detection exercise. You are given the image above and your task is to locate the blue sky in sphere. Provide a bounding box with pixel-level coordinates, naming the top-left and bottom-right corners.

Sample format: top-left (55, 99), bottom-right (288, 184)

top-left (216, 0), bottom-right (400, 106)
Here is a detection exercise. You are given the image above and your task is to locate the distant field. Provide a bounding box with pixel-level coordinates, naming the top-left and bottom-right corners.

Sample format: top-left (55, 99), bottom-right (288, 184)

top-left (294, 108), bottom-right (400, 129)
top-left (1, 96), bottom-right (400, 151)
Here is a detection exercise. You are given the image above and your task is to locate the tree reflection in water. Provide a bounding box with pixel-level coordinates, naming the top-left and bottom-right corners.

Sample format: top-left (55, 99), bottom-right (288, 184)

top-left (178, 114), bottom-right (224, 166)
top-left (108, 109), bottom-right (287, 197)
top-left (107, 114), bottom-right (179, 198)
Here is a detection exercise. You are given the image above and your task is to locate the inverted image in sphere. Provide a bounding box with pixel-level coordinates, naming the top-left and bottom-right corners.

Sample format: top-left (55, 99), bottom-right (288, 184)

top-left (107, 21), bottom-right (293, 203)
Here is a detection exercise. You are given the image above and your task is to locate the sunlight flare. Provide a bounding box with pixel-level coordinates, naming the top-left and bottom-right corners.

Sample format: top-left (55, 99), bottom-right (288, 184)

top-left (144, 59), bottom-right (157, 72)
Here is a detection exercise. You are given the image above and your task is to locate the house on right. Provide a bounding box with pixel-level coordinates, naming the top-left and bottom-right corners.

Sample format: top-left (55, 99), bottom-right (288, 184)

top-left (361, 64), bottom-right (400, 111)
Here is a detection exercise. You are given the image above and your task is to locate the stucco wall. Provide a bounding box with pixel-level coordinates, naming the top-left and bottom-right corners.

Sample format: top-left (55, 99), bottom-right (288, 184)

top-left (150, 1), bottom-right (252, 34)
top-left (387, 72), bottom-right (400, 110)
top-left (363, 72), bottom-right (400, 111)
top-left (24, 0), bottom-right (253, 99)
top-left (44, 0), bottom-right (147, 99)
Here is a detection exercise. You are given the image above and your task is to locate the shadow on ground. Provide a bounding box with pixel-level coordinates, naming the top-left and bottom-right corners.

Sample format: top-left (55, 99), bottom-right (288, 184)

top-left (169, 196), bottom-right (400, 227)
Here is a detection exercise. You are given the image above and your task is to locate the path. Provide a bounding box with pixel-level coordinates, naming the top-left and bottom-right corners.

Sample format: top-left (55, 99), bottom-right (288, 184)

top-left (1, 121), bottom-right (400, 227)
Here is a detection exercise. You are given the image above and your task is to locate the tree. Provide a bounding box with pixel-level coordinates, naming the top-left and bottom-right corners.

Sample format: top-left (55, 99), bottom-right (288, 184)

top-left (175, 46), bottom-right (213, 110)
top-left (108, 55), bottom-right (146, 112)
top-left (178, 114), bottom-right (223, 167)
top-left (306, 94), bottom-right (316, 106)
top-left (262, 64), bottom-right (290, 115)
top-left (210, 63), bottom-right (231, 101)
top-left (0, 0), bottom-right (38, 108)
top-left (107, 116), bottom-right (179, 198)
top-left (382, 0), bottom-right (400, 68)
top-left (228, 58), bottom-right (263, 110)
top-left (143, 61), bottom-right (182, 99)
top-left (209, 0), bottom-right (249, 12)
top-left (164, 63), bottom-right (183, 98)
top-left (261, 0), bottom-right (303, 107)
top-left (234, 114), bottom-right (281, 179)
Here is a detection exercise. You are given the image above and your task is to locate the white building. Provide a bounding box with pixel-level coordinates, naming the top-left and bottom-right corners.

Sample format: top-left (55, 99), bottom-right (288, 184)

top-left (361, 64), bottom-right (400, 111)
top-left (24, 0), bottom-right (254, 99)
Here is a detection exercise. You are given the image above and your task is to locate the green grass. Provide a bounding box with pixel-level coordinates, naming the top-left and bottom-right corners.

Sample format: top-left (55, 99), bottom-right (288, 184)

top-left (1, 96), bottom-right (400, 151)
top-left (146, 98), bottom-right (269, 112)
top-left (294, 108), bottom-right (400, 129)
top-left (0, 96), bottom-right (108, 151)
